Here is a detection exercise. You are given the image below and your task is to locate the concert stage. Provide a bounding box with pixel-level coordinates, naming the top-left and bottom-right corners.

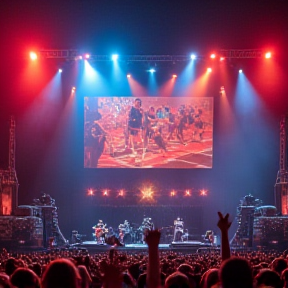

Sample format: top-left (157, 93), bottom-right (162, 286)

top-left (72, 240), bottom-right (215, 253)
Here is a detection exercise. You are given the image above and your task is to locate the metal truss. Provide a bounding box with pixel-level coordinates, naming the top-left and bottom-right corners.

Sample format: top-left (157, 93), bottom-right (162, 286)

top-left (219, 49), bottom-right (263, 59)
top-left (39, 49), bottom-right (265, 61)
top-left (276, 114), bottom-right (288, 183)
top-left (39, 49), bottom-right (78, 59)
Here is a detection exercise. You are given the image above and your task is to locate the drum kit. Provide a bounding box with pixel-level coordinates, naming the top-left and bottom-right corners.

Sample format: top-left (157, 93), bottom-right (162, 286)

top-left (118, 221), bottom-right (149, 245)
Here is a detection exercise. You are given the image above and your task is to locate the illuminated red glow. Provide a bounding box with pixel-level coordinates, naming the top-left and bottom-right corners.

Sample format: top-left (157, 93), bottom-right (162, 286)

top-left (210, 54), bottom-right (216, 59)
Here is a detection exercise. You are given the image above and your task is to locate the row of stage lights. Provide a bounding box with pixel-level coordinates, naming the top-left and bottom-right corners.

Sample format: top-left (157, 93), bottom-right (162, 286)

top-left (87, 188), bottom-right (208, 199)
top-left (29, 51), bottom-right (273, 61)
top-left (29, 51), bottom-right (272, 76)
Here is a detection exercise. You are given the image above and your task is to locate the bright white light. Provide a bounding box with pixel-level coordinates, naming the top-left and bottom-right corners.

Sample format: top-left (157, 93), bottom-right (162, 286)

top-left (29, 52), bottom-right (37, 61)
top-left (84, 54), bottom-right (90, 59)
top-left (265, 52), bottom-right (272, 59)
top-left (127, 74), bottom-right (131, 78)
top-left (112, 54), bottom-right (119, 61)
top-left (239, 69), bottom-right (243, 73)
top-left (149, 68), bottom-right (155, 73)
top-left (190, 54), bottom-right (196, 60)
top-left (58, 69), bottom-right (62, 73)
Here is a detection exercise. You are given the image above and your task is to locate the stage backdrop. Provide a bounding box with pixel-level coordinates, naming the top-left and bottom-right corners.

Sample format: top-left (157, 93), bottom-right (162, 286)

top-left (84, 97), bottom-right (213, 168)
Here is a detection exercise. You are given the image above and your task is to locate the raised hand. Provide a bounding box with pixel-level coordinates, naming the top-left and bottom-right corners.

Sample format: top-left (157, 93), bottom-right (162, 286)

top-left (217, 212), bottom-right (232, 232)
top-left (217, 212), bottom-right (231, 261)
top-left (145, 229), bottom-right (161, 247)
top-left (100, 260), bottom-right (123, 288)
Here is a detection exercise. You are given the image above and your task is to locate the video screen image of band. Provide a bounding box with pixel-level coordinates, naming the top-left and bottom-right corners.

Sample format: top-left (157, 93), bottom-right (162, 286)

top-left (84, 96), bottom-right (213, 168)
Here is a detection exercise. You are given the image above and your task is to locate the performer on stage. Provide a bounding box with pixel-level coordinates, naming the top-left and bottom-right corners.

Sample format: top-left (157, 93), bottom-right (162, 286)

top-left (141, 217), bottom-right (154, 243)
top-left (92, 220), bottom-right (107, 244)
top-left (105, 227), bottom-right (123, 247)
top-left (173, 217), bottom-right (184, 242)
top-left (204, 230), bottom-right (214, 246)
top-left (118, 220), bottom-right (131, 244)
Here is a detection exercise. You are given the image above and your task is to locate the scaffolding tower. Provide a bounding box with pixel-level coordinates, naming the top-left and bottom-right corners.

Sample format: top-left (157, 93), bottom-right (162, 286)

top-left (274, 114), bottom-right (288, 214)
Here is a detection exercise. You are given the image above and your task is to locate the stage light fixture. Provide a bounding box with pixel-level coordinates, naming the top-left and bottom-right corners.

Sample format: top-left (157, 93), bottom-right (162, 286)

top-left (172, 74), bottom-right (177, 78)
top-left (87, 188), bottom-right (94, 196)
top-left (149, 68), bottom-right (156, 73)
top-left (185, 189), bottom-right (191, 196)
top-left (200, 189), bottom-right (208, 196)
top-left (118, 189), bottom-right (125, 197)
top-left (112, 54), bottom-right (119, 61)
top-left (84, 54), bottom-right (90, 59)
top-left (207, 68), bottom-right (212, 73)
top-left (210, 53), bottom-right (216, 59)
top-left (170, 190), bottom-right (176, 197)
top-left (29, 51), bottom-right (38, 61)
top-left (127, 74), bottom-right (131, 78)
top-left (265, 52), bottom-right (272, 59)
top-left (58, 69), bottom-right (62, 73)
top-left (140, 187), bottom-right (154, 200)
top-left (220, 57), bottom-right (225, 61)
top-left (190, 54), bottom-right (196, 60)
top-left (239, 69), bottom-right (243, 73)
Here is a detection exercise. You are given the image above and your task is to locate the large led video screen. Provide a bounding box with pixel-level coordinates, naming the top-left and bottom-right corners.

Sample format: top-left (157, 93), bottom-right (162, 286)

top-left (84, 97), bottom-right (213, 168)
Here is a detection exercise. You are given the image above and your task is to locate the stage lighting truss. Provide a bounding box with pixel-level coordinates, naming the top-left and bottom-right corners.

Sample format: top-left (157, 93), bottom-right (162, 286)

top-left (39, 49), bottom-right (79, 59)
top-left (219, 49), bottom-right (263, 59)
top-left (38, 49), bottom-right (267, 61)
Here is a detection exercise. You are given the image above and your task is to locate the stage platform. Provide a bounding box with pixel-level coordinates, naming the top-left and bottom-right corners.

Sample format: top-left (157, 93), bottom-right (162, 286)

top-left (72, 240), bottom-right (217, 253)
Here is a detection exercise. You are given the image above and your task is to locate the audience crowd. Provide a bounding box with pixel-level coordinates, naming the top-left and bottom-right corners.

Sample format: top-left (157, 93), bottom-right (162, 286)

top-left (0, 212), bottom-right (288, 288)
